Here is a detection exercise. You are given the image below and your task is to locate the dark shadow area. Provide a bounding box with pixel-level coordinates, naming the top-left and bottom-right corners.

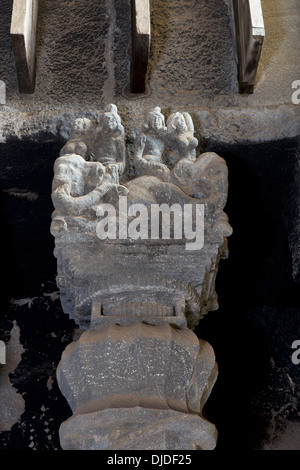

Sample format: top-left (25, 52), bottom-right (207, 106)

top-left (0, 139), bottom-right (65, 304)
top-left (197, 137), bottom-right (300, 450)
top-left (0, 138), bottom-right (75, 450)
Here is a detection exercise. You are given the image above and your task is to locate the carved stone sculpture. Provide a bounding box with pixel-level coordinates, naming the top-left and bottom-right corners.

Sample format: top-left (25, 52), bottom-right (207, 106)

top-left (166, 111), bottom-right (198, 164)
top-left (134, 106), bottom-right (170, 181)
top-left (51, 154), bottom-right (127, 236)
top-left (51, 105), bottom-right (232, 450)
top-left (93, 104), bottom-right (126, 182)
top-left (60, 117), bottom-right (94, 160)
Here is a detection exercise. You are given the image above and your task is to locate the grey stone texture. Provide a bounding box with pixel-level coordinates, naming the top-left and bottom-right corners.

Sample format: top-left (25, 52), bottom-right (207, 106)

top-left (57, 324), bottom-right (217, 416)
top-left (1, 0), bottom-right (237, 103)
top-left (146, 0), bottom-right (238, 100)
top-left (51, 107), bottom-right (232, 332)
top-left (53, 236), bottom-right (228, 330)
top-left (57, 324), bottom-right (217, 450)
top-left (52, 105), bottom-right (229, 449)
top-left (0, 0), bottom-right (299, 144)
top-left (0, 322), bottom-right (25, 432)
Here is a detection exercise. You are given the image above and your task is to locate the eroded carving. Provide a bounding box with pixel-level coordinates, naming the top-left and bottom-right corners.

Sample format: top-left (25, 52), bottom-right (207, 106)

top-left (93, 104), bottom-right (126, 182)
top-left (134, 106), bottom-right (170, 180)
top-left (51, 155), bottom-right (127, 235)
top-left (60, 118), bottom-right (94, 160)
top-left (166, 111), bottom-right (198, 164)
top-left (51, 104), bottom-right (232, 450)
top-left (51, 105), bottom-right (128, 237)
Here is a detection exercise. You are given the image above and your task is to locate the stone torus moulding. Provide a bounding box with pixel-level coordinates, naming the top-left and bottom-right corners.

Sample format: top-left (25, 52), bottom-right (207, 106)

top-left (51, 105), bottom-right (232, 450)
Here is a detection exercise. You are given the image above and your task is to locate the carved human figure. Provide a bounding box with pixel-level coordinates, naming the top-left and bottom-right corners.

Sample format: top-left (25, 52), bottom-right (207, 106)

top-left (51, 153), bottom-right (127, 235)
top-left (191, 152), bottom-right (230, 214)
top-left (93, 104), bottom-right (126, 184)
top-left (60, 118), bottom-right (94, 160)
top-left (161, 111), bottom-right (199, 196)
top-left (166, 111), bottom-right (198, 165)
top-left (134, 106), bottom-right (170, 181)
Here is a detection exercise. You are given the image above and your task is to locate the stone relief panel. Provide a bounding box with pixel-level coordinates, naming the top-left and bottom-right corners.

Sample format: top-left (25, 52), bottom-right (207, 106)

top-left (51, 105), bottom-right (231, 330)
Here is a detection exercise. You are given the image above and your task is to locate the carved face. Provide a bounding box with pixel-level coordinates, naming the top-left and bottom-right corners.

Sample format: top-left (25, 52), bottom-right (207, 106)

top-left (174, 114), bottom-right (187, 133)
top-left (103, 113), bottom-right (119, 132)
top-left (72, 118), bottom-right (85, 134)
top-left (86, 162), bottom-right (105, 186)
top-left (54, 160), bottom-right (85, 197)
top-left (148, 113), bottom-right (164, 132)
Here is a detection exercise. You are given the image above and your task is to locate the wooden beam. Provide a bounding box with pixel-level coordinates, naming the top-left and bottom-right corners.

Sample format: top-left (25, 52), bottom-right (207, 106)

top-left (130, 0), bottom-right (151, 93)
top-left (10, 0), bottom-right (39, 94)
top-left (233, 0), bottom-right (265, 94)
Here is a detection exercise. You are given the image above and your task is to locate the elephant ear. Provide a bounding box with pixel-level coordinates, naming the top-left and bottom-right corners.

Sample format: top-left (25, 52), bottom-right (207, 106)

top-left (182, 112), bottom-right (194, 134)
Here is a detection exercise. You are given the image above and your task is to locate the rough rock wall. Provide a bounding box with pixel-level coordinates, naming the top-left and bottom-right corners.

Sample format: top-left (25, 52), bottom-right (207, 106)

top-left (0, 0), bottom-right (237, 104)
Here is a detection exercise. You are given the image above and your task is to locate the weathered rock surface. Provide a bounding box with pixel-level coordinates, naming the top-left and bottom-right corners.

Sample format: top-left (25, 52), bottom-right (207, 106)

top-left (51, 107), bottom-right (231, 333)
top-left (54, 237), bottom-right (228, 330)
top-left (59, 407), bottom-right (218, 450)
top-left (57, 324), bottom-right (217, 416)
top-left (1, 0), bottom-right (299, 145)
top-left (57, 324), bottom-right (218, 450)
top-left (0, 322), bottom-right (25, 432)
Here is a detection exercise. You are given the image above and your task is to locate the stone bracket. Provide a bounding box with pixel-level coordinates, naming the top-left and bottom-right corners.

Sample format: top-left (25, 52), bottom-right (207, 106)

top-left (233, 0), bottom-right (265, 94)
top-left (130, 0), bottom-right (151, 93)
top-left (10, 0), bottom-right (39, 94)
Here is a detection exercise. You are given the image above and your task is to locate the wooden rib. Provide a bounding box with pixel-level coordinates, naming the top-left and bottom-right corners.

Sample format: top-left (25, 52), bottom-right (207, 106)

top-left (130, 0), bottom-right (151, 93)
top-left (233, 0), bottom-right (265, 94)
top-left (10, 0), bottom-right (39, 93)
